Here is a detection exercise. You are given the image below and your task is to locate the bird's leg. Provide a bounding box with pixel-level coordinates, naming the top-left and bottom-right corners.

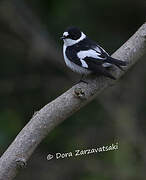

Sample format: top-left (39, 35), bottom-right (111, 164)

top-left (78, 74), bottom-right (88, 84)
top-left (115, 64), bottom-right (125, 71)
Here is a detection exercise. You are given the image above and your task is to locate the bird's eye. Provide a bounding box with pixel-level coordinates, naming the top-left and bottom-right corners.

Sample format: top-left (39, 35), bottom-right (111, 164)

top-left (70, 34), bottom-right (76, 40)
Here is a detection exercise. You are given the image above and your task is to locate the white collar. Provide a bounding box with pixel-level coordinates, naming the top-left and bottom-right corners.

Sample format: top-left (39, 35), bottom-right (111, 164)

top-left (63, 32), bottom-right (86, 47)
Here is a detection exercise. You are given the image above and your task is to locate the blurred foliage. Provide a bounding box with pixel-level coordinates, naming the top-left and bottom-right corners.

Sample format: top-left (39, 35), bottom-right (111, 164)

top-left (0, 0), bottom-right (146, 179)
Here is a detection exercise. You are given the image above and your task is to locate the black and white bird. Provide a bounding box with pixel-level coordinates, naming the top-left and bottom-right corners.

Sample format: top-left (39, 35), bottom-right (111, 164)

top-left (61, 27), bottom-right (127, 80)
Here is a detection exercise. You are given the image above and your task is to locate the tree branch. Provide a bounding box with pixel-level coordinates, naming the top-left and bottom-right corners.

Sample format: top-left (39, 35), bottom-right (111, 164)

top-left (0, 23), bottom-right (146, 180)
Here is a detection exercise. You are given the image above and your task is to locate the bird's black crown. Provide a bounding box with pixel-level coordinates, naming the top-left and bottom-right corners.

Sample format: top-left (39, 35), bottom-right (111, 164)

top-left (66, 26), bottom-right (81, 40)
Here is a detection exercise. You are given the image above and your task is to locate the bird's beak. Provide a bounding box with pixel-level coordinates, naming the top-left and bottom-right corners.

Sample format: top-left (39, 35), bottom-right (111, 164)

top-left (60, 36), bottom-right (66, 40)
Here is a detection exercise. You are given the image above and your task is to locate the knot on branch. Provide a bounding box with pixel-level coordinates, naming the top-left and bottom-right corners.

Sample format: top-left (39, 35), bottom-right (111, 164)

top-left (74, 87), bottom-right (86, 99)
top-left (16, 158), bottom-right (27, 168)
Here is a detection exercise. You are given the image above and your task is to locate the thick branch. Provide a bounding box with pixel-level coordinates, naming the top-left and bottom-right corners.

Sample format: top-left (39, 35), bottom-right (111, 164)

top-left (0, 23), bottom-right (146, 180)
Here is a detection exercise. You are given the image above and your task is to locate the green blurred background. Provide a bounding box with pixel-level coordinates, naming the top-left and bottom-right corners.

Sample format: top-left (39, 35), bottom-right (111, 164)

top-left (0, 0), bottom-right (146, 179)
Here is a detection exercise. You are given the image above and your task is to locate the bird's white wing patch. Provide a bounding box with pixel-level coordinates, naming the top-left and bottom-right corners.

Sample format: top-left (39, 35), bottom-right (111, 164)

top-left (77, 49), bottom-right (104, 60)
top-left (102, 62), bottom-right (112, 67)
top-left (93, 46), bottom-right (102, 53)
top-left (81, 59), bottom-right (88, 68)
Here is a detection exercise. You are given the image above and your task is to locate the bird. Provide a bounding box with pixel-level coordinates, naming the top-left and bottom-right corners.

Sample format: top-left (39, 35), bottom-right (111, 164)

top-left (61, 26), bottom-right (127, 80)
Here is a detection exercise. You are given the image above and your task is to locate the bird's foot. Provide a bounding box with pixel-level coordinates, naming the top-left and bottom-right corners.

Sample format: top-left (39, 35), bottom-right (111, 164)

top-left (78, 75), bottom-right (88, 84)
top-left (78, 79), bottom-right (88, 84)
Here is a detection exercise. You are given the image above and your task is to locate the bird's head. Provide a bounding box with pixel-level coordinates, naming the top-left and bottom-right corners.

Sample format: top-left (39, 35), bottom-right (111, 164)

top-left (61, 27), bottom-right (86, 46)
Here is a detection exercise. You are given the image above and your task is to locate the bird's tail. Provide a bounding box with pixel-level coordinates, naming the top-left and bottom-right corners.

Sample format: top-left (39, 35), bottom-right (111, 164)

top-left (106, 57), bottom-right (127, 71)
top-left (107, 57), bottom-right (127, 66)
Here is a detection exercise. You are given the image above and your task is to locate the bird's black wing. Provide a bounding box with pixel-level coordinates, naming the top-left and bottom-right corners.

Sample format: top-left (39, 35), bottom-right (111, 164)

top-left (80, 39), bottom-right (127, 70)
top-left (83, 57), bottom-right (116, 80)
top-left (66, 37), bottom-right (127, 73)
top-left (86, 38), bottom-right (127, 68)
top-left (65, 46), bottom-right (82, 66)
top-left (84, 37), bottom-right (110, 56)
